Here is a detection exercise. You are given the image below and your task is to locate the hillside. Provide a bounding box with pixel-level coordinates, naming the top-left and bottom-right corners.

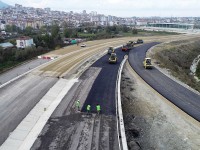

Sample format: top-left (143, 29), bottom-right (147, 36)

top-left (150, 37), bottom-right (200, 92)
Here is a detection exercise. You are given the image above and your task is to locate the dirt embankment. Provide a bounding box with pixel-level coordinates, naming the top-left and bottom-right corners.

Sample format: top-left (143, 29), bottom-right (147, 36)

top-left (147, 38), bottom-right (200, 92)
top-left (121, 62), bottom-right (200, 150)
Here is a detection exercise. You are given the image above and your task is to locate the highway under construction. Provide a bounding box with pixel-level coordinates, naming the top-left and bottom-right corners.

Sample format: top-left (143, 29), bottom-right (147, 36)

top-left (0, 35), bottom-right (200, 150)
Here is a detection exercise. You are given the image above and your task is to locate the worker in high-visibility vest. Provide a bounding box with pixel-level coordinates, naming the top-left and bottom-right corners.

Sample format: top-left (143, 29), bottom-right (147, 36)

top-left (76, 100), bottom-right (80, 111)
top-left (87, 105), bottom-right (91, 114)
top-left (96, 104), bottom-right (101, 115)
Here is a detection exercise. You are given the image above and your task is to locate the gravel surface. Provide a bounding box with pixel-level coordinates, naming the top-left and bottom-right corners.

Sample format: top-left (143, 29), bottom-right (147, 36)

top-left (121, 63), bottom-right (200, 150)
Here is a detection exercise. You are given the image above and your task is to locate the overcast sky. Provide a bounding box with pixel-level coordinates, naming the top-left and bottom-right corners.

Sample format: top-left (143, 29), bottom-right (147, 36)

top-left (5, 0), bottom-right (200, 17)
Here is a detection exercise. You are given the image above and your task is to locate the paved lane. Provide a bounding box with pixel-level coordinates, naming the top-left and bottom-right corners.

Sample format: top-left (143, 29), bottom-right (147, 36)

top-left (128, 43), bottom-right (200, 122)
top-left (0, 59), bottom-right (50, 85)
top-left (0, 75), bottom-right (57, 145)
top-left (31, 47), bottom-right (128, 150)
top-left (81, 47), bottom-right (128, 115)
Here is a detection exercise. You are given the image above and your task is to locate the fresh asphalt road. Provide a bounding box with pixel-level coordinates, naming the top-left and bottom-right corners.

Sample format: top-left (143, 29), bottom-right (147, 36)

top-left (31, 47), bottom-right (128, 150)
top-left (128, 43), bottom-right (200, 122)
top-left (0, 59), bottom-right (50, 85)
top-left (82, 48), bottom-right (128, 115)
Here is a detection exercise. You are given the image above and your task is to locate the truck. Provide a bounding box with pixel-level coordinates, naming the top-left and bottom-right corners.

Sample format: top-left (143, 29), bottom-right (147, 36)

top-left (109, 53), bottom-right (117, 63)
top-left (137, 39), bottom-right (144, 44)
top-left (143, 58), bottom-right (152, 69)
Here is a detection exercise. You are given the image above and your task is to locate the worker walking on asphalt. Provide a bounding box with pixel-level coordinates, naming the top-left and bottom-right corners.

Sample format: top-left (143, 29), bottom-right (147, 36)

top-left (87, 104), bottom-right (91, 114)
top-left (96, 104), bottom-right (101, 115)
top-left (76, 100), bottom-right (80, 111)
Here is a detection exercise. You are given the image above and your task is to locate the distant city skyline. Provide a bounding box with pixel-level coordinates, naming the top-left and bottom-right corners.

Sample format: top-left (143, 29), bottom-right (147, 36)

top-left (4, 0), bottom-right (200, 17)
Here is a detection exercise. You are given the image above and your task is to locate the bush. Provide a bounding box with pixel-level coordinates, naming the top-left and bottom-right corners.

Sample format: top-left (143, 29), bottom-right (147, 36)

top-left (132, 29), bottom-right (138, 34)
top-left (196, 63), bottom-right (200, 79)
top-left (55, 45), bottom-right (61, 50)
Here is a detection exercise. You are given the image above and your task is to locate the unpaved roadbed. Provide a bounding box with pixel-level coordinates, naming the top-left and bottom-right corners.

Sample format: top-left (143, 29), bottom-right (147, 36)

top-left (121, 62), bottom-right (200, 150)
top-left (31, 67), bottom-right (119, 150)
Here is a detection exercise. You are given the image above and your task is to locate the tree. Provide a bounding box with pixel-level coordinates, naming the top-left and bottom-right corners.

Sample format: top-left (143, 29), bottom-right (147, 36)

top-left (72, 32), bottom-right (78, 38)
top-left (5, 25), bottom-right (10, 32)
top-left (132, 28), bottom-right (138, 34)
top-left (42, 34), bottom-right (54, 49)
top-left (51, 24), bottom-right (60, 38)
top-left (0, 37), bottom-right (4, 43)
top-left (40, 26), bottom-right (47, 33)
top-left (5, 24), bottom-right (20, 33)
top-left (9, 39), bottom-right (16, 46)
top-left (122, 25), bottom-right (129, 32)
top-left (24, 26), bottom-right (33, 36)
top-left (0, 47), bottom-right (4, 63)
top-left (105, 25), bottom-right (119, 34)
top-left (112, 25), bottom-right (117, 32)
top-left (106, 26), bottom-right (112, 33)
top-left (64, 28), bottom-right (72, 38)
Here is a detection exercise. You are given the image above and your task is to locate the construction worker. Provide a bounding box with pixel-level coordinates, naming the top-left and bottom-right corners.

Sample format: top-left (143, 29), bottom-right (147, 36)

top-left (87, 104), bottom-right (91, 114)
top-left (96, 104), bottom-right (101, 115)
top-left (76, 100), bottom-right (80, 111)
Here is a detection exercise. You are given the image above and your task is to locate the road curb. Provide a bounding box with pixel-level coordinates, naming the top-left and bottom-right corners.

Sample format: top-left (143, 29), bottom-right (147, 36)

top-left (116, 56), bottom-right (128, 150)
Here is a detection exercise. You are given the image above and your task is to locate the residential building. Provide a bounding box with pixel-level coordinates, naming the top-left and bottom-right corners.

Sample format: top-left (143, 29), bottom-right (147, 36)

top-left (16, 36), bottom-right (34, 48)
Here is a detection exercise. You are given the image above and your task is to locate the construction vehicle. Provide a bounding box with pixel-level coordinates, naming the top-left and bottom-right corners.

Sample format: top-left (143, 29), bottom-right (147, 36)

top-left (121, 45), bottom-right (128, 51)
top-left (109, 53), bottom-right (117, 63)
top-left (107, 46), bottom-right (115, 54)
top-left (143, 58), bottom-right (152, 69)
top-left (126, 41), bottom-right (134, 50)
top-left (137, 39), bottom-right (143, 44)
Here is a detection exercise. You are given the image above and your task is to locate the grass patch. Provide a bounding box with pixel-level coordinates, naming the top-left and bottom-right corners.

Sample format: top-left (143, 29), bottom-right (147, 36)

top-left (0, 61), bottom-right (21, 73)
top-left (121, 30), bottom-right (179, 37)
top-left (153, 38), bottom-right (200, 91)
top-left (78, 33), bottom-right (96, 38)
top-left (138, 29), bottom-right (180, 36)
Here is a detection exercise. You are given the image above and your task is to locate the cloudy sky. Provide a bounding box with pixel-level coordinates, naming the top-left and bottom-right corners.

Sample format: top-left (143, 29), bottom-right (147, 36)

top-left (5, 0), bottom-right (200, 17)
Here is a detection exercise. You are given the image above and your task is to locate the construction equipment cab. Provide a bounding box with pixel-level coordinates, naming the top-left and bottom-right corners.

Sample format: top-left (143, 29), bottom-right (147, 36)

top-left (126, 41), bottom-right (134, 50)
top-left (107, 46), bottom-right (115, 54)
top-left (143, 58), bottom-right (152, 69)
top-left (137, 39), bottom-right (143, 44)
top-left (109, 53), bottom-right (117, 63)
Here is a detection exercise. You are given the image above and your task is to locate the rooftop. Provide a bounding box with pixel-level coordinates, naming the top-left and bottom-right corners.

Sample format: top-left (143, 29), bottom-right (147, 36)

top-left (0, 42), bottom-right (14, 48)
top-left (17, 36), bottom-right (32, 40)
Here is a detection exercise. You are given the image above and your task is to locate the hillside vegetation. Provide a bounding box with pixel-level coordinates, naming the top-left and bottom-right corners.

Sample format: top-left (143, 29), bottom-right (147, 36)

top-left (152, 38), bottom-right (200, 92)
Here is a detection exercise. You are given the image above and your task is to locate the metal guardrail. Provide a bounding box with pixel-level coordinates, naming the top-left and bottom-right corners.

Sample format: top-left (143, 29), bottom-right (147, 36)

top-left (116, 55), bottom-right (128, 150)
